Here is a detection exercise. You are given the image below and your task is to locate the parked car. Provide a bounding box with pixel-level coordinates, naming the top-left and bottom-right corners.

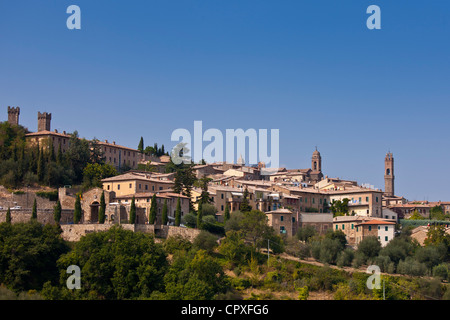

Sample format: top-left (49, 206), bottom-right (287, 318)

top-left (11, 206), bottom-right (22, 210)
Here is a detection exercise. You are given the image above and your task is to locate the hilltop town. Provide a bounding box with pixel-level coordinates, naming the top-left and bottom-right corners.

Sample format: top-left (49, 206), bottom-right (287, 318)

top-left (2, 106), bottom-right (448, 244)
top-left (1, 106), bottom-right (450, 301)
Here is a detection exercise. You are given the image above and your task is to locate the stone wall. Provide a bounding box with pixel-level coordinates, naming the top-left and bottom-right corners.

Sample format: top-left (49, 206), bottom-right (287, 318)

top-left (0, 186), bottom-right (57, 210)
top-left (0, 209), bottom-right (74, 224)
top-left (60, 223), bottom-right (200, 242)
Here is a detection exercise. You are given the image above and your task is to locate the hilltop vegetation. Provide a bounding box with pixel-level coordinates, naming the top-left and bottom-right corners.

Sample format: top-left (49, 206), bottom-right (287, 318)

top-left (1, 218), bottom-right (450, 300)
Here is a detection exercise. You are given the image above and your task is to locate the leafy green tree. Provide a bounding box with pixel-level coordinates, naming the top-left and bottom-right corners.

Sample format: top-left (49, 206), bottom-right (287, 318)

top-left (311, 238), bottom-right (345, 265)
top-left (73, 194), bottom-right (82, 224)
top-left (379, 236), bottom-right (416, 266)
top-left (330, 199), bottom-right (350, 217)
top-left (409, 209), bottom-right (425, 220)
top-left (98, 191), bottom-right (106, 224)
top-left (129, 196), bottom-right (136, 224)
top-left (356, 236), bottom-right (381, 263)
top-left (415, 245), bottom-right (441, 272)
top-left (149, 194), bottom-right (157, 224)
top-left (218, 230), bottom-right (252, 265)
top-left (82, 163), bottom-right (117, 189)
top-left (88, 138), bottom-right (106, 165)
top-left (0, 221), bottom-right (69, 292)
top-left (49, 226), bottom-right (167, 299)
top-left (296, 225), bottom-right (318, 243)
top-left (164, 249), bottom-right (228, 300)
top-left (66, 131), bottom-right (91, 184)
top-left (430, 205), bottom-right (446, 220)
top-left (424, 224), bottom-right (450, 260)
top-left (424, 224), bottom-right (450, 247)
top-left (162, 199), bottom-right (168, 225)
top-left (31, 198), bottom-right (37, 220)
top-left (175, 197), bottom-right (181, 226)
top-left (53, 200), bottom-right (62, 224)
top-left (193, 230), bottom-right (218, 254)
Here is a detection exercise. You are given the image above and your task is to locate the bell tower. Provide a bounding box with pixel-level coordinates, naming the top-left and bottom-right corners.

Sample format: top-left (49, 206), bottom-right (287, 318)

top-left (311, 147), bottom-right (322, 172)
top-left (384, 152), bottom-right (395, 197)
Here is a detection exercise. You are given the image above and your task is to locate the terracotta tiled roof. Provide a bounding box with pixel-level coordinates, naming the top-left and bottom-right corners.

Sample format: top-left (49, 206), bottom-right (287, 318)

top-left (25, 130), bottom-right (71, 138)
top-left (356, 219), bottom-right (396, 226)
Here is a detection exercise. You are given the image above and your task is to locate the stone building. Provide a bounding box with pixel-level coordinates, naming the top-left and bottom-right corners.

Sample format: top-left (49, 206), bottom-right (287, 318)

top-left (266, 208), bottom-right (295, 237)
top-left (333, 216), bottom-right (396, 247)
top-left (298, 213), bottom-right (333, 235)
top-left (101, 172), bottom-right (175, 197)
top-left (355, 219), bottom-right (396, 247)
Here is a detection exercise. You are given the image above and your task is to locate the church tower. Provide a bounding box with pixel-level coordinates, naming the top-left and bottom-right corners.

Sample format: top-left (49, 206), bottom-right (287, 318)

top-left (311, 148), bottom-right (322, 172)
top-left (384, 152), bottom-right (395, 197)
top-left (309, 148), bottom-right (323, 184)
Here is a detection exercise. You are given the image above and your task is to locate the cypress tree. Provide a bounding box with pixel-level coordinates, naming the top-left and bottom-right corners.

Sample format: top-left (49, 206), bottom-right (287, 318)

top-left (31, 198), bottom-right (37, 220)
top-left (53, 200), bottom-right (62, 224)
top-left (37, 147), bottom-right (45, 183)
top-left (5, 207), bottom-right (11, 224)
top-left (49, 139), bottom-right (56, 162)
top-left (197, 201), bottom-right (203, 229)
top-left (149, 194), bottom-right (157, 224)
top-left (240, 187), bottom-right (252, 213)
top-left (129, 196), bottom-right (136, 224)
top-left (57, 144), bottom-right (63, 165)
top-left (98, 191), bottom-right (106, 224)
top-left (224, 203), bottom-right (230, 222)
top-left (74, 194), bottom-right (82, 224)
top-left (162, 199), bottom-right (168, 225)
top-left (175, 197), bottom-right (181, 226)
top-left (138, 137), bottom-right (144, 153)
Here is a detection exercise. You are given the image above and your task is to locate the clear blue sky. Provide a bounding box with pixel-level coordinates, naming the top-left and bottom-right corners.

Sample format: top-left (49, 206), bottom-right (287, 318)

top-left (0, 1), bottom-right (449, 201)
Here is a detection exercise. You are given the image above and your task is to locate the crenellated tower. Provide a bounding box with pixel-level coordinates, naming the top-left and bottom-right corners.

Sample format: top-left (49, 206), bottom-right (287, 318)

top-left (7, 106), bottom-right (20, 125)
top-left (37, 111), bottom-right (52, 132)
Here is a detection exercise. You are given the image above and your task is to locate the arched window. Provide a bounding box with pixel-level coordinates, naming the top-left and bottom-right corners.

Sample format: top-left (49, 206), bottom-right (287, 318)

top-left (386, 168), bottom-right (390, 175)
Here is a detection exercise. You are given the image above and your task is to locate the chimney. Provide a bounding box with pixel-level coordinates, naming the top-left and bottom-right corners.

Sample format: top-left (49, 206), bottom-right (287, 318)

top-left (113, 141), bottom-right (116, 145)
top-left (105, 139), bottom-right (108, 143)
